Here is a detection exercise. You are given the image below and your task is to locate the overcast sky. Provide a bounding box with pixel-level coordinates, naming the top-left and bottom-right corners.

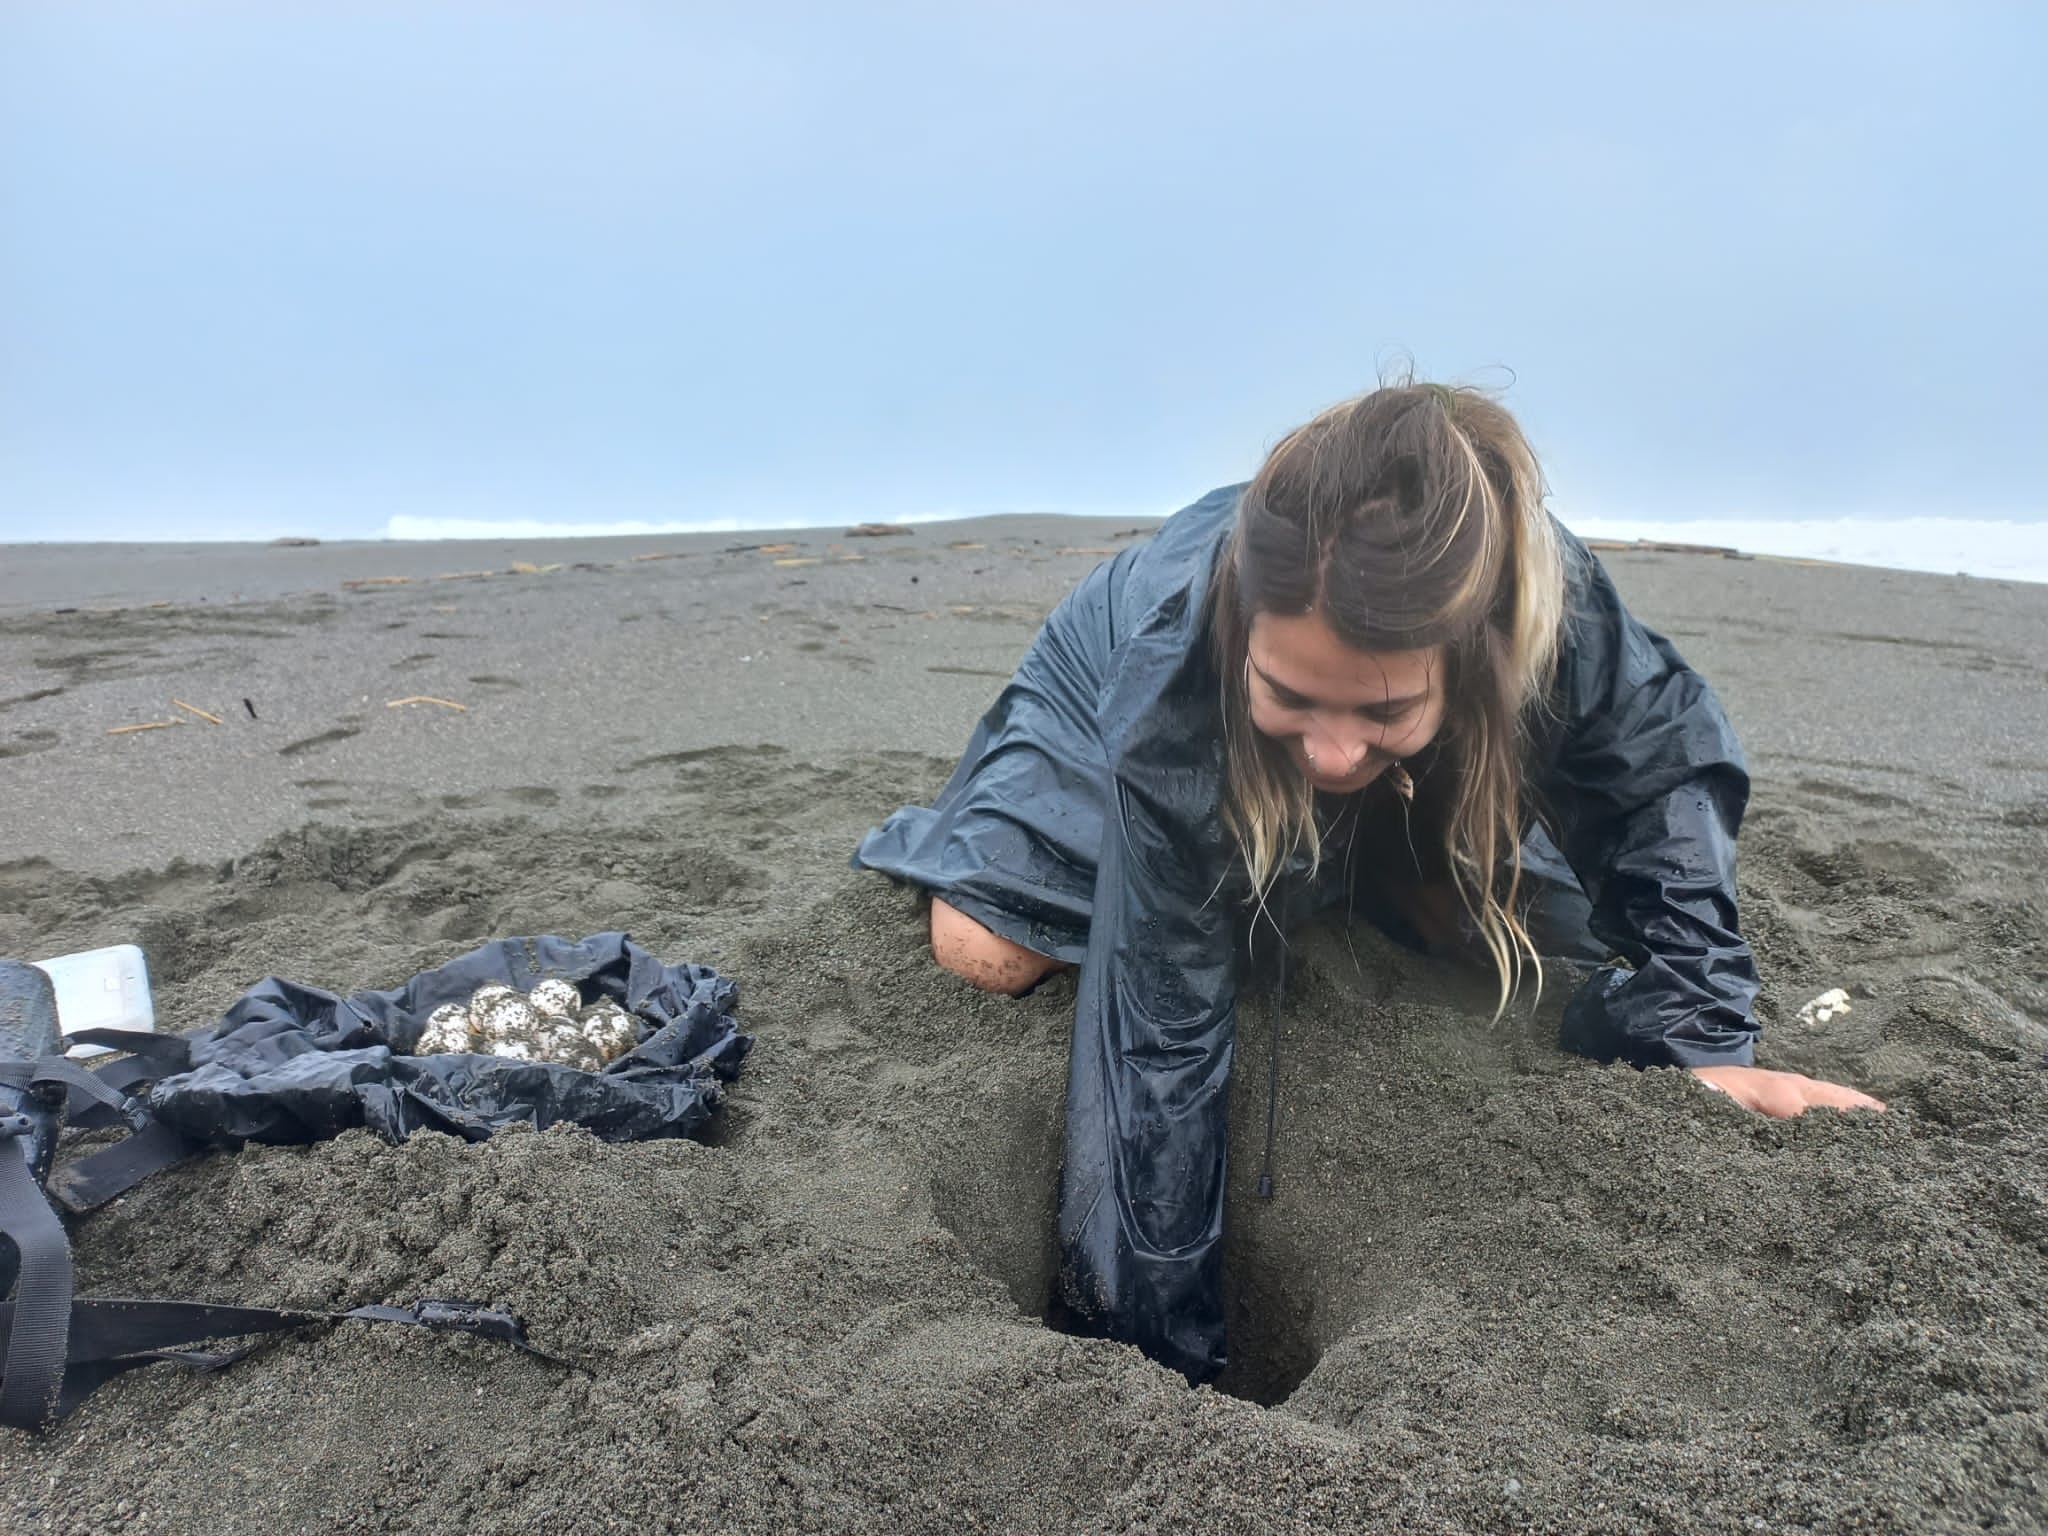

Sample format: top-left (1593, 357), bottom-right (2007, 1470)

top-left (2, 2), bottom-right (2042, 541)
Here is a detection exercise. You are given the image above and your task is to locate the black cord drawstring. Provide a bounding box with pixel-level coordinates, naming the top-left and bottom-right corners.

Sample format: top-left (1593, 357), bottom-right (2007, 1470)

top-left (1257, 931), bottom-right (1288, 1200)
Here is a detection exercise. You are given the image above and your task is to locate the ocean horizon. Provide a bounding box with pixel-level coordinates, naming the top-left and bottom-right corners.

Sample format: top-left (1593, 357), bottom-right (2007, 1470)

top-left (289, 510), bottom-right (2048, 588)
top-left (4, 511), bottom-right (2045, 587)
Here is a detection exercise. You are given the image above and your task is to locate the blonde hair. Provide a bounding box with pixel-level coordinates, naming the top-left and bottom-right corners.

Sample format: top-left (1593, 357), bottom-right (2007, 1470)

top-left (1208, 381), bottom-right (1566, 1016)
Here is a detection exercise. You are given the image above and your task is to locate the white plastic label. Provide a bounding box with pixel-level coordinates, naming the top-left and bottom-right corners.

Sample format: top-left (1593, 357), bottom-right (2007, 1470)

top-left (32, 944), bottom-right (157, 1059)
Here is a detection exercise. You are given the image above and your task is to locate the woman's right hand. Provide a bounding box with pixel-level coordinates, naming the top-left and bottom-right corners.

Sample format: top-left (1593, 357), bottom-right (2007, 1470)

top-left (1688, 1063), bottom-right (1886, 1118)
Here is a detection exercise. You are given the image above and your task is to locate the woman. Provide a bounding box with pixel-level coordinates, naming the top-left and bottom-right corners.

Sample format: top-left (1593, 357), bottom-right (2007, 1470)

top-left (855, 382), bottom-right (1881, 1381)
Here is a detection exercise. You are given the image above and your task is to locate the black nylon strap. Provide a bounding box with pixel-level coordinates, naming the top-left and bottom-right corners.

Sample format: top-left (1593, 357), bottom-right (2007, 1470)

top-left (342, 1299), bottom-right (565, 1363)
top-left (45, 1120), bottom-right (203, 1215)
top-left (35, 1299), bottom-right (326, 1360)
top-left (0, 1147), bottom-right (72, 1432)
top-left (43, 1057), bottom-right (144, 1130)
top-left (0, 1056), bottom-right (142, 1132)
top-left (89, 1056), bottom-right (164, 1096)
top-left (66, 1028), bottom-right (194, 1078)
top-left (0, 1294), bottom-right (572, 1430)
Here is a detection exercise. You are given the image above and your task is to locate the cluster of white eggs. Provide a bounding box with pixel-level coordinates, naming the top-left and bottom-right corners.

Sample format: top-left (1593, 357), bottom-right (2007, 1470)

top-left (414, 978), bottom-right (642, 1070)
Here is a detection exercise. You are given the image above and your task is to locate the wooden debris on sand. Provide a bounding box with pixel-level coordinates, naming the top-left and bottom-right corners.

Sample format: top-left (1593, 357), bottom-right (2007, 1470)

top-left (385, 695), bottom-right (468, 712)
top-left (171, 699), bottom-right (224, 725)
top-left (108, 721), bottom-right (182, 735)
top-left (847, 523), bottom-right (913, 537)
top-left (340, 576), bottom-right (413, 589)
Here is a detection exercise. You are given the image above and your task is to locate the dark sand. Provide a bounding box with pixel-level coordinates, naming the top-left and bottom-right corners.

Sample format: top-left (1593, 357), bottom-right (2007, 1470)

top-left (1, 525), bottom-right (2045, 1534)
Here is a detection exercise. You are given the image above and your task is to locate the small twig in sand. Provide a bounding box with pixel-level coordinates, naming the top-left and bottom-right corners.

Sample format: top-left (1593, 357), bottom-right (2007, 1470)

top-left (435, 570), bottom-right (497, 582)
top-left (171, 699), bottom-right (224, 725)
top-left (385, 695), bottom-right (468, 712)
top-left (340, 576), bottom-right (413, 589)
top-left (108, 720), bottom-right (183, 735)
top-left (509, 561), bottom-right (562, 575)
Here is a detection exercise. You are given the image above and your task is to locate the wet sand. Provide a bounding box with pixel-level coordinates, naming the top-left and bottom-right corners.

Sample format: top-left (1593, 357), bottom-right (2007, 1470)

top-left (2, 522), bottom-right (2045, 1534)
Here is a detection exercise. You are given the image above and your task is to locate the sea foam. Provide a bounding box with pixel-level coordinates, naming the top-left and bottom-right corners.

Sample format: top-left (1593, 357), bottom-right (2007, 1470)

top-left (1558, 516), bottom-right (2048, 586)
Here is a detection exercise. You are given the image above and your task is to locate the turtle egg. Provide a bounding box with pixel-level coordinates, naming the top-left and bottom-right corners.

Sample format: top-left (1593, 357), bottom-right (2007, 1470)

top-left (417, 1003), bottom-right (471, 1055)
top-left (467, 984), bottom-right (517, 1034)
top-left (530, 979), bottom-right (581, 1017)
top-left (580, 1003), bottom-right (640, 1063)
top-left (542, 1021), bottom-right (601, 1072)
top-left (472, 994), bottom-right (542, 1051)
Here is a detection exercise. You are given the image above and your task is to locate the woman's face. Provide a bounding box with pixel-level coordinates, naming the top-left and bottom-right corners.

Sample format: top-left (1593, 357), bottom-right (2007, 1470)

top-left (1245, 610), bottom-right (1448, 794)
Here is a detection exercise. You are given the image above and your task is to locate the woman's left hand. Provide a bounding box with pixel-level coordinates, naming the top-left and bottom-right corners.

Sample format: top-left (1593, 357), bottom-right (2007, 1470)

top-left (1688, 1064), bottom-right (1886, 1118)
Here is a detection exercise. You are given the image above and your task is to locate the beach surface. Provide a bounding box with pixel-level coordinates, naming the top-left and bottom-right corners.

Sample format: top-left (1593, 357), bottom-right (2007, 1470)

top-left (2, 522), bottom-right (2045, 1534)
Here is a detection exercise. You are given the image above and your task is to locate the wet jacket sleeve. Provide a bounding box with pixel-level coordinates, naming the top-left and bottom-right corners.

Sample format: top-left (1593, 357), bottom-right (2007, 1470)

top-left (1535, 535), bottom-right (1762, 1068)
top-left (1055, 598), bottom-right (1239, 1384)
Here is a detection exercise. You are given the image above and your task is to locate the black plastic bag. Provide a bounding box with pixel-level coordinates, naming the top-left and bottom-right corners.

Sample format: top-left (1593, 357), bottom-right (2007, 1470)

top-left (144, 932), bottom-right (749, 1147)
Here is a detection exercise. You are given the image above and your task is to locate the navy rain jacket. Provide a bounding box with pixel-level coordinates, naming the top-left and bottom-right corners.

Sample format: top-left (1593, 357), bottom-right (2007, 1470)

top-left (855, 485), bottom-right (1759, 1380)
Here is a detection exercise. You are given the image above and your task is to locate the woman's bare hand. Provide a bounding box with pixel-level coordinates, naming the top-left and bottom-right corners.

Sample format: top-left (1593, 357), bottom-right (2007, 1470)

top-left (1688, 1064), bottom-right (1886, 1118)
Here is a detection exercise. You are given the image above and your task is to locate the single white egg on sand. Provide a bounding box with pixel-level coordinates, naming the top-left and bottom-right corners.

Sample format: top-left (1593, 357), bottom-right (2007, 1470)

top-left (1796, 987), bottom-right (1855, 1027)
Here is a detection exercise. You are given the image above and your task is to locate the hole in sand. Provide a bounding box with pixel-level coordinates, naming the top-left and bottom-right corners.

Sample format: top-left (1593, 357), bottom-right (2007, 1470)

top-left (921, 927), bottom-right (1508, 1412)
top-left (937, 1167), bottom-right (1334, 1408)
top-left (1033, 1233), bottom-right (1326, 1408)
top-left (926, 1057), bottom-right (1341, 1408)
top-left (1214, 1220), bottom-right (1325, 1405)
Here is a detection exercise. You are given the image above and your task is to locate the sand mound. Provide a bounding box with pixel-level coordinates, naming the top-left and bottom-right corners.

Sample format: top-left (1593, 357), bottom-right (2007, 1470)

top-left (2, 750), bottom-right (2044, 1534)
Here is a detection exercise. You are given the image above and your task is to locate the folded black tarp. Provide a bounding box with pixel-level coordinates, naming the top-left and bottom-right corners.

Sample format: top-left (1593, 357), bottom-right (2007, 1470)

top-left (145, 931), bottom-right (751, 1146)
